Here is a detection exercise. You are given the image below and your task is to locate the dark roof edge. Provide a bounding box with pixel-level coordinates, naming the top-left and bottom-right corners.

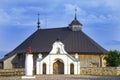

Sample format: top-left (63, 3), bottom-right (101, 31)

top-left (81, 31), bottom-right (108, 53)
top-left (0, 27), bottom-right (67, 61)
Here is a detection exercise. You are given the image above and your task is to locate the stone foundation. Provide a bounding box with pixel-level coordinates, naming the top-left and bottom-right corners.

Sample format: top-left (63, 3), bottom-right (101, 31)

top-left (0, 67), bottom-right (120, 76)
top-left (80, 67), bottom-right (120, 76)
top-left (0, 69), bottom-right (25, 76)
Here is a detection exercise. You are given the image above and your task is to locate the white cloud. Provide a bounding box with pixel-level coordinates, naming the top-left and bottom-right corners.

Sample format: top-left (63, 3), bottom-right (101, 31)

top-left (64, 4), bottom-right (86, 16)
top-left (10, 8), bottom-right (26, 15)
top-left (0, 0), bottom-right (120, 55)
top-left (64, 4), bottom-right (77, 12)
top-left (105, 0), bottom-right (120, 11)
top-left (0, 7), bottom-right (37, 28)
top-left (0, 9), bottom-right (10, 26)
top-left (86, 14), bottom-right (112, 24)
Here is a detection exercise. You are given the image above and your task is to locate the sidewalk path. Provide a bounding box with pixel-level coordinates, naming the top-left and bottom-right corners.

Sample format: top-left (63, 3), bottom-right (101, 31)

top-left (0, 75), bottom-right (120, 80)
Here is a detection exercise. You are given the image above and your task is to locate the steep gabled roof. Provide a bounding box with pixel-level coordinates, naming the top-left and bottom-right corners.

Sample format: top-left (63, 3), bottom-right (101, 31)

top-left (9, 27), bottom-right (108, 54)
top-left (1, 12), bottom-right (108, 61)
top-left (1, 27), bottom-right (108, 61)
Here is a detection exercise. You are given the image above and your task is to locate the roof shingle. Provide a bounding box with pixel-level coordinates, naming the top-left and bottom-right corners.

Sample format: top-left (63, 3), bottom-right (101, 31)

top-left (9, 27), bottom-right (108, 54)
top-left (1, 27), bottom-right (108, 61)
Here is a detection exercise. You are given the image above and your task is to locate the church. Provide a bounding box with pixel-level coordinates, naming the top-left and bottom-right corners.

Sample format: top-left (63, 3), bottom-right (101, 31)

top-left (0, 12), bottom-right (108, 75)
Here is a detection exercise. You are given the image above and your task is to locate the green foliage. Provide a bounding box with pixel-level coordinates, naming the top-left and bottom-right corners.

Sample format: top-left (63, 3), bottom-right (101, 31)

top-left (105, 50), bottom-right (120, 67)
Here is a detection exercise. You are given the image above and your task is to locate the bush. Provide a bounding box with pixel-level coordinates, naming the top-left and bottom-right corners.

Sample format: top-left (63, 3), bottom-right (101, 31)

top-left (104, 50), bottom-right (120, 67)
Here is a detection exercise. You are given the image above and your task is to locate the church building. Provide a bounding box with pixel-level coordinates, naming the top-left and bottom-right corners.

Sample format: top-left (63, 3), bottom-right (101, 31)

top-left (0, 12), bottom-right (108, 75)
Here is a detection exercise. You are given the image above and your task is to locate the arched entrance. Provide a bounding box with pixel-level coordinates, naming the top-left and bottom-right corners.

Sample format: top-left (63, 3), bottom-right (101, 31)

top-left (70, 63), bottom-right (74, 74)
top-left (53, 59), bottom-right (64, 74)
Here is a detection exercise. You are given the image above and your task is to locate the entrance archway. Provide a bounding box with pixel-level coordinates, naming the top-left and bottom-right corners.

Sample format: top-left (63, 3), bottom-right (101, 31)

top-left (53, 59), bottom-right (64, 74)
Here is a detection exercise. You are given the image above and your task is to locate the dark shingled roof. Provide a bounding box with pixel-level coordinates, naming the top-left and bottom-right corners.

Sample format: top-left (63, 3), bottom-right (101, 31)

top-left (1, 26), bottom-right (108, 61)
top-left (8, 27), bottom-right (107, 54)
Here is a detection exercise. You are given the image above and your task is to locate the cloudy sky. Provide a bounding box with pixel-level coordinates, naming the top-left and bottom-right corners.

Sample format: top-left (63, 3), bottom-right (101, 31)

top-left (0, 0), bottom-right (120, 58)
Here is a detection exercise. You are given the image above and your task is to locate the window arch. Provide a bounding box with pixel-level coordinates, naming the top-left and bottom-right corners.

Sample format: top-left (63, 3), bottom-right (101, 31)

top-left (70, 63), bottom-right (74, 74)
top-left (43, 63), bottom-right (46, 74)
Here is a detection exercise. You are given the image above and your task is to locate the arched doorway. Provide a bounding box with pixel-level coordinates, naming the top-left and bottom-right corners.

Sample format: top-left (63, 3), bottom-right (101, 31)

top-left (43, 63), bottom-right (46, 74)
top-left (53, 59), bottom-right (64, 74)
top-left (70, 63), bottom-right (74, 74)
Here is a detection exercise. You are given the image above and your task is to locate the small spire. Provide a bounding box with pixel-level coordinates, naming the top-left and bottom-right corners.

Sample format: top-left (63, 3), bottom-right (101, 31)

top-left (75, 8), bottom-right (77, 20)
top-left (37, 13), bottom-right (40, 29)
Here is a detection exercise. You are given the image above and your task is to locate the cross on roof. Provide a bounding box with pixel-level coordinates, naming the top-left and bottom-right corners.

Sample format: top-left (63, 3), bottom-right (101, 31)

top-left (37, 13), bottom-right (40, 29)
top-left (75, 8), bottom-right (77, 20)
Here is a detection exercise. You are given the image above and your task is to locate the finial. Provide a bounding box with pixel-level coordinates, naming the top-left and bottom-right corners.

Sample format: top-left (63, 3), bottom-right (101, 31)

top-left (56, 38), bottom-right (60, 41)
top-left (75, 8), bottom-right (77, 20)
top-left (37, 13), bottom-right (40, 29)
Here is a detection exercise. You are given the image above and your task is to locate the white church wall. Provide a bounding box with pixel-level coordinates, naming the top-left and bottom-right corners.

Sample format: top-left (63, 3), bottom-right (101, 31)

top-left (36, 54), bottom-right (80, 75)
top-left (36, 41), bottom-right (80, 75)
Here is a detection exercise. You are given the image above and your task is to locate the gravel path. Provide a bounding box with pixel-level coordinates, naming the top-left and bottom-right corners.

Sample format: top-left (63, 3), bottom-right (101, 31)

top-left (0, 75), bottom-right (120, 80)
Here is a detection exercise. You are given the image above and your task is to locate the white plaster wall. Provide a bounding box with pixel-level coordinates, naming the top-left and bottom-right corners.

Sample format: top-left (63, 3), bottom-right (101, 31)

top-left (36, 54), bottom-right (80, 75)
top-left (36, 41), bottom-right (80, 75)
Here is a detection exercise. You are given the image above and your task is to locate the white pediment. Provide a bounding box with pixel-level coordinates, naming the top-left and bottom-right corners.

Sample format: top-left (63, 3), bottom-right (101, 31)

top-left (49, 41), bottom-right (67, 54)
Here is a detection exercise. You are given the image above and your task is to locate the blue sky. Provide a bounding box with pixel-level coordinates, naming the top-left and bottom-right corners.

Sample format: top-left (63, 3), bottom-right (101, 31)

top-left (0, 0), bottom-right (120, 58)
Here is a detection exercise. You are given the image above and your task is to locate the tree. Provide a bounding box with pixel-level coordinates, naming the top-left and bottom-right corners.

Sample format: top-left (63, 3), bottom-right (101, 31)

top-left (105, 50), bottom-right (120, 67)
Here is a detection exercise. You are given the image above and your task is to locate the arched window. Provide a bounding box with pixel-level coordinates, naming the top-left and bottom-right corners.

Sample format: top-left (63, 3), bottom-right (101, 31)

top-left (43, 63), bottom-right (46, 74)
top-left (70, 63), bottom-right (74, 74)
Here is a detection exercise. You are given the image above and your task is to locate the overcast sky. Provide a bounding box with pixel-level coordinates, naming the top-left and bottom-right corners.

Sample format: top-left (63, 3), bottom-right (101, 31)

top-left (0, 0), bottom-right (120, 58)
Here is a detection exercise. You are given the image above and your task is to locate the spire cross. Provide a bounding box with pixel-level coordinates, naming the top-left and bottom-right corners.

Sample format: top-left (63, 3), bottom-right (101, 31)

top-left (37, 13), bottom-right (40, 29)
top-left (75, 8), bottom-right (77, 20)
